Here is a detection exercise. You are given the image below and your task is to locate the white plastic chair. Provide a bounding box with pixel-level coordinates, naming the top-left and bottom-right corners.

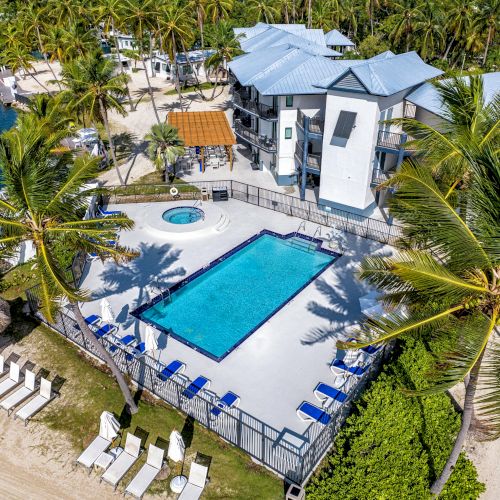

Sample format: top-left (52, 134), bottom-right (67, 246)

top-left (14, 378), bottom-right (58, 426)
top-left (0, 362), bottom-right (24, 398)
top-left (0, 369), bottom-right (37, 415)
top-left (124, 444), bottom-right (164, 498)
top-left (178, 462), bottom-right (209, 500)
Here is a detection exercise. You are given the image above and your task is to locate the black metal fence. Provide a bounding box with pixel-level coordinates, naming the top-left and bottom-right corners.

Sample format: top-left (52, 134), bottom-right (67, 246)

top-left (103, 180), bottom-right (403, 247)
top-left (26, 282), bottom-right (382, 485)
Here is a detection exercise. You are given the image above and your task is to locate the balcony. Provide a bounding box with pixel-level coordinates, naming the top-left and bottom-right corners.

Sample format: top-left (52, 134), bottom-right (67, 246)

top-left (295, 142), bottom-right (321, 172)
top-left (232, 89), bottom-right (278, 121)
top-left (234, 120), bottom-right (277, 153)
top-left (296, 109), bottom-right (324, 136)
top-left (371, 168), bottom-right (394, 186)
top-left (376, 130), bottom-right (416, 152)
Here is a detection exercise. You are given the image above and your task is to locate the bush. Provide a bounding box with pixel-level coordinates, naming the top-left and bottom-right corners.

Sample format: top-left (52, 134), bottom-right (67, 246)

top-left (306, 337), bottom-right (485, 499)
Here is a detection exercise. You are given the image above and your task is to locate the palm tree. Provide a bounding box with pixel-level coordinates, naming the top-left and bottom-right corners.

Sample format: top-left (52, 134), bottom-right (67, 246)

top-left (189, 0), bottom-right (207, 52)
top-left (44, 26), bottom-right (72, 66)
top-left (414, 5), bottom-right (445, 61)
top-left (94, 0), bottom-right (135, 112)
top-left (248, 0), bottom-right (280, 24)
top-left (312, 0), bottom-right (335, 31)
top-left (366, 0), bottom-right (380, 36)
top-left (62, 24), bottom-right (100, 60)
top-left (1, 42), bottom-right (50, 92)
top-left (388, 2), bottom-right (425, 53)
top-left (122, 0), bottom-right (161, 124)
top-left (343, 151), bottom-right (500, 496)
top-left (23, 93), bottom-right (74, 135)
top-left (59, 52), bottom-right (129, 185)
top-left (19, 4), bottom-right (61, 89)
top-left (391, 76), bottom-right (499, 195)
top-left (478, 0), bottom-right (499, 66)
top-left (205, 21), bottom-right (243, 99)
top-left (205, 0), bottom-right (234, 23)
top-left (160, 2), bottom-right (196, 109)
top-left (341, 0), bottom-right (359, 39)
top-left (0, 113), bottom-right (139, 413)
top-left (144, 123), bottom-right (185, 180)
top-left (442, 0), bottom-right (474, 62)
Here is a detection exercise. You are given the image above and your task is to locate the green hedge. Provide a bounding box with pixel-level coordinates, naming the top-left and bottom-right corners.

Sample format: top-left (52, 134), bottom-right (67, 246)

top-left (306, 337), bottom-right (485, 499)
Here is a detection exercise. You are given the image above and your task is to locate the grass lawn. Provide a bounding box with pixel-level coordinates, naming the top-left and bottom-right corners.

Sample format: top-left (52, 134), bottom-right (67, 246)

top-left (164, 82), bottom-right (218, 96)
top-left (0, 274), bottom-right (283, 499)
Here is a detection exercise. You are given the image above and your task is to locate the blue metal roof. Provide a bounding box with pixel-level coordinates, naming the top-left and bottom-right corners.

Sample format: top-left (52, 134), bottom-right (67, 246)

top-left (234, 23), bottom-right (340, 57)
top-left (406, 72), bottom-right (500, 118)
top-left (324, 29), bottom-right (355, 47)
top-left (316, 52), bottom-right (443, 96)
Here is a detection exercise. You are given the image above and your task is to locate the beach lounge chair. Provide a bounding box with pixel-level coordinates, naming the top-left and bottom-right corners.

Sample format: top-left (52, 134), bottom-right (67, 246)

top-left (73, 314), bottom-right (102, 331)
top-left (210, 391), bottom-right (240, 418)
top-left (108, 334), bottom-right (136, 354)
top-left (94, 323), bottom-right (117, 339)
top-left (101, 433), bottom-right (143, 490)
top-left (182, 376), bottom-right (210, 400)
top-left (0, 369), bottom-right (37, 415)
top-left (296, 401), bottom-right (332, 425)
top-left (313, 383), bottom-right (348, 406)
top-left (14, 378), bottom-right (58, 426)
top-left (0, 361), bottom-right (24, 398)
top-left (124, 444), bottom-right (165, 499)
top-left (98, 206), bottom-right (121, 217)
top-left (0, 354), bottom-right (8, 378)
top-left (76, 411), bottom-right (121, 472)
top-left (330, 357), bottom-right (368, 377)
top-left (178, 461), bottom-right (209, 500)
top-left (156, 360), bottom-right (185, 382)
top-left (346, 337), bottom-right (383, 356)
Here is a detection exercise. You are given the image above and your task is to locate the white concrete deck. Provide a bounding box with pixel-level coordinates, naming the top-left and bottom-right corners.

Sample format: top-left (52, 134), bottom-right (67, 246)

top-left (79, 199), bottom-right (392, 436)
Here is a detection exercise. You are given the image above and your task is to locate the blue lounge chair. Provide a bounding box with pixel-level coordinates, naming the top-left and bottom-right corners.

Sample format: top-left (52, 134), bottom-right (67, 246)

top-left (210, 391), bottom-right (240, 417)
top-left (98, 206), bottom-right (122, 217)
top-left (74, 314), bottom-right (102, 331)
top-left (346, 337), bottom-right (382, 355)
top-left (108, 334), bottom-right (136, 353)
top-left (182, 376), bottom-right (210, 400)
top-left (124, 342), bottom-right (146, 361)
top-left (330, 358), bottom-right (367, 376)
top-left (94, 323), bottom-right (117, 338)
top-left (313, 383), bottom-right (348, 405)
top-left (296, 401), bottom-right (331, 425)
top-left (157, 360), bottom-right (185, 382)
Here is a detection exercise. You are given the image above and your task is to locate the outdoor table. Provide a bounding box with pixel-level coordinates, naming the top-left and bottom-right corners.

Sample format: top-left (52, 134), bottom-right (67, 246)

top-left (170, 475), bottom-right (188, 493)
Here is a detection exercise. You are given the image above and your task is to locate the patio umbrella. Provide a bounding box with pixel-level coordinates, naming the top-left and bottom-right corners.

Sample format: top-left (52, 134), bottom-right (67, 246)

top-left (359, 291), bottom-right (385, 318)
top-left (99, 411), bottom-right (120, 441)
top-left (90, 143), bottom-right (99, 157)
top-left (167, 430), bottom-right (185, 462)
top-left (100, 298), bottom-right (114, 324)
top-left (144, 324), bottom-right (158, 353)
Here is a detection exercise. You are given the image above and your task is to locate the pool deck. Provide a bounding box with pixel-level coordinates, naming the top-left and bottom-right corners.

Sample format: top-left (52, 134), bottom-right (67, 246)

top-left (79, 198), bottom-right (393, 436)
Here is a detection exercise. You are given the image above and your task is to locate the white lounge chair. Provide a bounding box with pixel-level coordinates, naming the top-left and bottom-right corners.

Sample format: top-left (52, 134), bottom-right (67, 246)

top-left (76, 411), bottom-right (121, 472)
top-left (178, 462), bottom-right (209, 500)
top-left (101, 433), bottom-right (143, 490)
top-left (0, 361), bottom-right (24, 398)
top-left (0, 369), bottom-right (37, 415)
top-left (124, 444), bottom-right (165, 498)
top-left (14, 378), bottom-right (58, 426)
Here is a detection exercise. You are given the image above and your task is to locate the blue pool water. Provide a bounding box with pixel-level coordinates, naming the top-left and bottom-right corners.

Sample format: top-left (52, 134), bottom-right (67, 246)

top-left (137, 232), bottom-right (336, 360)
top-left (0, 104), bottom-right (17, 133)
top-left (162, 206), bottom-right (204, 224)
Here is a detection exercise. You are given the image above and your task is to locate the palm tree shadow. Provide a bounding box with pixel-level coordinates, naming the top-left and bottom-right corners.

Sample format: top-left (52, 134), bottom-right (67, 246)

top-left (303, 236), bottom-right (392, 346)
top-left (113, 132), bottom-right (139, 162)
top-left (94, 242), bottom-right (186, 337)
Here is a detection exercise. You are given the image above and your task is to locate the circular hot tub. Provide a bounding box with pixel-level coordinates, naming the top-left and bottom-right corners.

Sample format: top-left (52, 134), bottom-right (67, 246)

top-left (162, 206), bottom-right (205, 225)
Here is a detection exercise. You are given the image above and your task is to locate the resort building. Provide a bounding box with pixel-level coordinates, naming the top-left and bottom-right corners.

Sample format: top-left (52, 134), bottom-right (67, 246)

top-left (229, 23), bottom-right (444, 214)
top-left (150, 50), bottom-right (215, 83)
top-left (324, 29), bottom-right (356, 54)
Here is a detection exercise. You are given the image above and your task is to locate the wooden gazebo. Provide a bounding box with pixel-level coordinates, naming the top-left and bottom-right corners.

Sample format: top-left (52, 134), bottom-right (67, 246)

top-left (168, 111), bottom-right (237, 171)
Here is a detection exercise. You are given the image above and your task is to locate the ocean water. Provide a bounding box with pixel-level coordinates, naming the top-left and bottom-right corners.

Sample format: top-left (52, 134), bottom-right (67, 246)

top-left (0, 104), bottom-right (17, 133)
top-left (140, 234), bottom-right (335, 360)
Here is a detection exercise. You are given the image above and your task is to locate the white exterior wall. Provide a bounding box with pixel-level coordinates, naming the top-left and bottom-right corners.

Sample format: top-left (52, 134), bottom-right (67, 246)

top-left (415, 107), bottom-right (445, 130)
top-left (319, 91), bottom-right (380, 210)
top-left (276, 94), bottom-right (325, 178)
top-left (117, 37), bottom-right (135, 51)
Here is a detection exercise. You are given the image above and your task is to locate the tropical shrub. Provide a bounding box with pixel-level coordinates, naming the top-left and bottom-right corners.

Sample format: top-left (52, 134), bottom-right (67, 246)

top-left (306, 338), bottom-right (485, 500)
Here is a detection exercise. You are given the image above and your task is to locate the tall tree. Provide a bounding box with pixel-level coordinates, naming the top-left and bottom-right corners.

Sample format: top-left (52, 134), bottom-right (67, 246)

top-left (0, 113), bottom-right (139, 414)
top-left (345, 150), bottom-right (500, 496)
top-left (388, 2), bottom-right (424, 53)
top-left (248, 0), bottom-right (280, 24)
top-left (144, 123), bottom-right (185, 180)
top-left (205, 0), bottom-right (234, 23)
top-left (122, 0), bottom-right (161, 123)
top-left (189, 0), bottom-right (207, 52)
top-left (59, 52), bottom-right (130, 185)
top-left (366, 0), bottom-right (380, 36)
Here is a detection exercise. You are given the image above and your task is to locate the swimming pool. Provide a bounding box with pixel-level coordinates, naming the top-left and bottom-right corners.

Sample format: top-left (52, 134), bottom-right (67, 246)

top-left (162, 206), bottom-right (204, 224)
top-left (133, 231), bottom-right (338, 361)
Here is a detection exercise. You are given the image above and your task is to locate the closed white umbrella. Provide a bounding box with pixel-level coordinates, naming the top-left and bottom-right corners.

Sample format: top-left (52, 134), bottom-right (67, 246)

top-left (100, 298), bottom-right (114, 324)
top-left (167, 430), bottom-right (185, 462)
top-left (90, 143), bottom-right (99, 157)
top-left (99, 411), bottom-right (120, 440)
top-left (144, 324), bottom-right (158, 353)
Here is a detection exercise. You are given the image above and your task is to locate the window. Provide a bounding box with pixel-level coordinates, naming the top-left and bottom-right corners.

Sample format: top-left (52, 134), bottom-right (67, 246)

top-left (285, 96), bottom-right (293, 107)
top-left (284, 127), bottom-right (293, 139)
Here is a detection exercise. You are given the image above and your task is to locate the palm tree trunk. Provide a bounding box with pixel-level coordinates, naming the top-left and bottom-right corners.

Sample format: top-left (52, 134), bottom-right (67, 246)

top-left (210, 67), bottom-right (220, 100)
top-left (139, 42), bottom-right (161, 123)
top-left (482, 25), bottom-right (492, 66)
top-left (99, 98), bottom-right (125, 186)
top-left (180, 40), bottom-right (204, 99)
top-left (112, 20), bottom-right (135, 112)
top-left (171, 33), bottom-right (184, 113)
top-left (430, 358), bottom-right (482, 496)
top-left (26, 68), bottom-right (50, 93)
top-left (307, 0), bottom-right (312, 28)
top-left (443, 35), bottom-right (455, 60)
top-left (284, 4), bottom-right (289, 23)
top-left (72, 303), bottom-right (138, 414)
top-left (149, 33), bottom-right (156, 77)
top-left (36, 27), bottom-right (61, 90)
